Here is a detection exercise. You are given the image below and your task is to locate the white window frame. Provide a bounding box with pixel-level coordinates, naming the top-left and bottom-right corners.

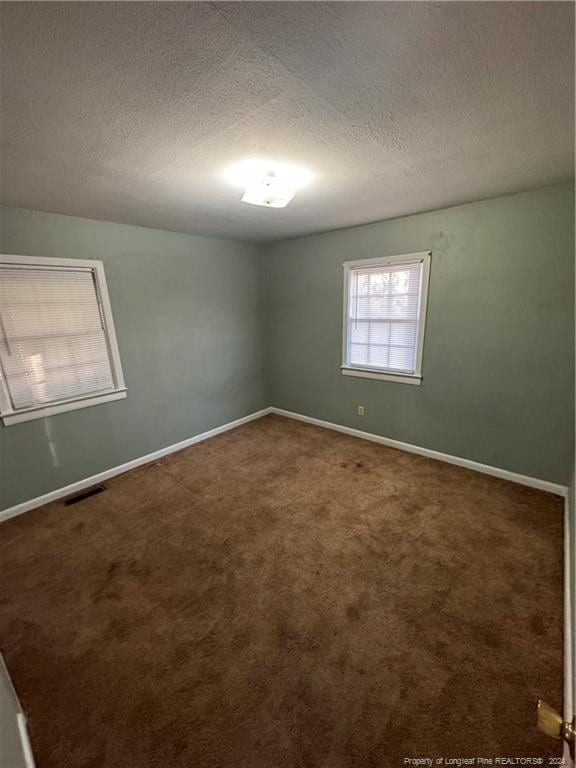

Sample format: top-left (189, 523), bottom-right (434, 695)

top-left (341, 251), bottom-right (431, 385)
top-left (0, 254), bottom-right (127, 426)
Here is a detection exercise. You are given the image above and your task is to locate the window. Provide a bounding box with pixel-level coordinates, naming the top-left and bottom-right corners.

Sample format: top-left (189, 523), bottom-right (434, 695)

top-left (0, 255), bottom-right (126, 425)
top-left (342, 251), bottom-right (431, 385)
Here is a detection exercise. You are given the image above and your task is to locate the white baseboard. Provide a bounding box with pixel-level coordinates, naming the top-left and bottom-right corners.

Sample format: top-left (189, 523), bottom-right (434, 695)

top-left (564, 495), bottom-right (575, 766)
top-left (0, 408), bottom-right (272, 524)
top-left (16, 714), bottom-right (36, 768)
top-left (1, 404), bottom-right (567, 525)
top-left (1, 403), bottom-right (570, 760)
top-left (0, 653), bottom-right (35, 768)
top-left (270, 407), bottom-right (568, 497)
top-left (273, 406), bottom-right (572, 752)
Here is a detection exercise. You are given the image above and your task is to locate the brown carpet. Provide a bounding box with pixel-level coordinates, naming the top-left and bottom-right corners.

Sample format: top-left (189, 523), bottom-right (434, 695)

top-left (0, 414), bottom-right (564, 767)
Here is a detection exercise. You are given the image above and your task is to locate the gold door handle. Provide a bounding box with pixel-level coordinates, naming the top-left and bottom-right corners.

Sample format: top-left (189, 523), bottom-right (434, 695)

top-left (537, 700), bottom-right (575, 757)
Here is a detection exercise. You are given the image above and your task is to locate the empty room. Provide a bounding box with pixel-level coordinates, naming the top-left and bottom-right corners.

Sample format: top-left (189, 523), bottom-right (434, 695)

top-left (0, 2), bottom-right (574, 766)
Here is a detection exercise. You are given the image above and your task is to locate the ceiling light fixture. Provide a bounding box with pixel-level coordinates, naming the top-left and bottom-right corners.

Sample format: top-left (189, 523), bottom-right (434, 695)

top-left (222, 159), bottom-right (312, 208)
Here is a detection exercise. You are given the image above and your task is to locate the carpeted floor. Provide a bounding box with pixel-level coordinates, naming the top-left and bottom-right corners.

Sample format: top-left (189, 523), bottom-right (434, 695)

top-left (0, 414), bottom-right (564, 767)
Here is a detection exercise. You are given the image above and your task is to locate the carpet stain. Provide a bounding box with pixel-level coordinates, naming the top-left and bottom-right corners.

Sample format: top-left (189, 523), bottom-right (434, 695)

top-left (0, 414), bottom-right (564, 767)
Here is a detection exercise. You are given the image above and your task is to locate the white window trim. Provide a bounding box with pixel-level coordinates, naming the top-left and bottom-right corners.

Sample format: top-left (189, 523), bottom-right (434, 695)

top-left (341, 251), bottom-right (431, 385)
top-left (0, 254), bottom-right (127, 426)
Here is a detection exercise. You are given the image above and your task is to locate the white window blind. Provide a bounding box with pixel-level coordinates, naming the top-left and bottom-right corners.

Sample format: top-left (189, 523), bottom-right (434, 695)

top-left (0, 257), bottom-right (126, 424)
top-left (343, 253), bottom-right (430, 382)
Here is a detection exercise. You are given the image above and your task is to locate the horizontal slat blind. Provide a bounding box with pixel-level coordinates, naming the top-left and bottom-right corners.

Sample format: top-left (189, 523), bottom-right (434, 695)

top-left (347, 261), bottom-right (423, 374)
top-left (0, 266), bottom-right (115, 410)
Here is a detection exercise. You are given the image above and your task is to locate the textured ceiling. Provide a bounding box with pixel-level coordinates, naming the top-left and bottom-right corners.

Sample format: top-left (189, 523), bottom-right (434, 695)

top-left (1, 1), bottom-right (573, 242)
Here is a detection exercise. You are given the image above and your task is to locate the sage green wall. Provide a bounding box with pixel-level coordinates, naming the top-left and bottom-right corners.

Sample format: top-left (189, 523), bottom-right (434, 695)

top-left (262, 182), bottom-right (574, 485)
top-left (0, 206), bottom-right (266, 509)
top-left (1, 183), bottom-right (573, 509)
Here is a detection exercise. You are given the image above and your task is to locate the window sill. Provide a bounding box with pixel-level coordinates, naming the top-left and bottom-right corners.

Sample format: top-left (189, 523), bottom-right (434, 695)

top-left (1, 388), bottom-right (127, 426)
top-left (341, 367), bottom-right (422, 385)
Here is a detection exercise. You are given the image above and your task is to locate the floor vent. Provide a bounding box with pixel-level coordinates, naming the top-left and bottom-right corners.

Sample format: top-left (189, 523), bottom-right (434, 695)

top-left (64, 485), bottom-right (106, 506)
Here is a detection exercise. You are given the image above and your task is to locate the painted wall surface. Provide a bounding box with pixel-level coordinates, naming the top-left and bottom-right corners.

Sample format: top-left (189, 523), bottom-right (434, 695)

top-left (568, 466), bottom-right (576, 726)
top-left (1, 183), bottom-right (573, 509)
top-left (0, 656), bottom-right (28, 768)
top-left (0, 206), bottom-right (266, 509)
top-left (262, 183), bottom-right (574, 485)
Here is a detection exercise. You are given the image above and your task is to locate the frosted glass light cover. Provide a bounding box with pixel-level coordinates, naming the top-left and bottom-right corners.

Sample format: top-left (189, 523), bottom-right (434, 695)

top-left (241, 175), bottom-right (295, 208)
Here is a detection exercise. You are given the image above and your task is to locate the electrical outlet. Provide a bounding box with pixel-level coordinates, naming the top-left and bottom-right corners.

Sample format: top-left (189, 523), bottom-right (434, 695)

top-left (357, 405), bottom-right (365, 416)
